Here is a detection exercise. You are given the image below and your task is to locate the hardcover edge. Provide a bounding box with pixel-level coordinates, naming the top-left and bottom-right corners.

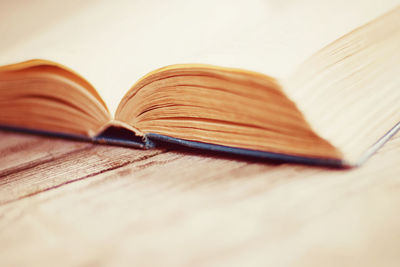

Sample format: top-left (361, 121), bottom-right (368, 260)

top-left (0, 125), bottom-right (344, 167)
top-left (3, 122), bottom-right (398, 168)
top-left (353, 121), bottom-right (400, 167)
top-left (145, 133), bottom-right (345, 168)
top-left (0, 125), bottom-right (150, 149)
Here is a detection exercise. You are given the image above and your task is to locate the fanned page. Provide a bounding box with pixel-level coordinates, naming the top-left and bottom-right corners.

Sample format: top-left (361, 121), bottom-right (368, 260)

top-left (1, 0), bottom-right (398, 115)
top-left (284, 7), bottom-right (400, 164)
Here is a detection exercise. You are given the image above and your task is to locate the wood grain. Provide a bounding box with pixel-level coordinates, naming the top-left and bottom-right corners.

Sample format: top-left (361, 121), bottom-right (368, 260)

top-left (0, 130), bottom-right (399, 267)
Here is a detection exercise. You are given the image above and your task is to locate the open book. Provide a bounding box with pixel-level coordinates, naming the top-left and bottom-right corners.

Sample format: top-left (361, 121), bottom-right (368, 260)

top-left (0, 1), bottom-right (399, 167)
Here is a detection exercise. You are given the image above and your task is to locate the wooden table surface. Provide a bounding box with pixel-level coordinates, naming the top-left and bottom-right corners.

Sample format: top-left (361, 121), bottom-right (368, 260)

top-left (0, 129), bottom-right (399, 267)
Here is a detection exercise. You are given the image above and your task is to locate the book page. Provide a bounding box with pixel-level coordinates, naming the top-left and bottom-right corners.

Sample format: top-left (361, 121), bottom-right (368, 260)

top-left (284, 6), bottom-right (400, 163)
top-left (0, 0), bottom-right (398, 115)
